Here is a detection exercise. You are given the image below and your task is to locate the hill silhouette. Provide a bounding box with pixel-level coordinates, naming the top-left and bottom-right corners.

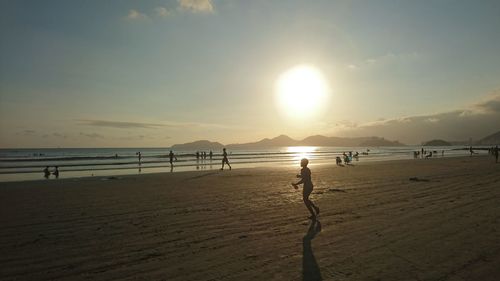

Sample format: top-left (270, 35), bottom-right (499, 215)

top-left (423, 139), bottom-right (452, 146)
top-left (171, 135), bottom-right (405, 150)
top-left (476, 130), bottom-right (500, 145)
top-left (171, 140), bottom-right (224, 151)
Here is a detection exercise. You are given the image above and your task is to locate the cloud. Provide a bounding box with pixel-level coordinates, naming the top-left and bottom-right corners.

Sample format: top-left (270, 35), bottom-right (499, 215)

top-left (16, 130), bottom-right (36, 136)
top-left (78, 119), bottom-right (167, 129)
top-left (126, 1), bottom-right (214, 20)
top-left (178, 0), bottom-right (214, 13)
top-left (467, 92), bottom-right (500, 115)
top-left (346, 51), bottom-right (421, 70)
top-left (126, 9), bottom-right (148, 20)
top-left (80, 132), bottom-right (105, 139)
top-left (334, 92), bottom-right (500, 144)
top-left (52, 132), bottom-right (68, 139)
top-left (154, 7), bottom-right (171, 17)
top-left (76, 119), bottom-right (231, 130)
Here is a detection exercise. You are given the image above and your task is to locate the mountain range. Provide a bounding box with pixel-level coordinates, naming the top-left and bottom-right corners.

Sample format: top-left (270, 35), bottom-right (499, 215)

top-left (171, 134), bottom-right (405, 151)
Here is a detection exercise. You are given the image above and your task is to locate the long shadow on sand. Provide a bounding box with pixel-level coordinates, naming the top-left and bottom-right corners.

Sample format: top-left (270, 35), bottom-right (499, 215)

top-left (303, 219), bottom-right (322, 281)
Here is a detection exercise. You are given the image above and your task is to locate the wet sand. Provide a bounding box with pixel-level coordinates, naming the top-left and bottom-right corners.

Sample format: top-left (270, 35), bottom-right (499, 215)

top-left (1, 156), bottom-right (499, 280)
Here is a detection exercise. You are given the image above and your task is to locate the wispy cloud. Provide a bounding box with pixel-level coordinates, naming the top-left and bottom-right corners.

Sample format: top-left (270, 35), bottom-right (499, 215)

top-left (126, 0), bottom-right (214, 20)
top-left (178, 0), bottom-right (214, 13)
top-left (80, 132), bottom-right (105, 139)
top-left (52, 132), bottom-right (68, 139)
top-left (78, 119), bottom-right (167, 129)
top-left (76, 119), bottom-right (231, 130)
top-left (126, 9), bottom-right (148, 20)
top-left (16, 130), bottom-right (36, 136)
top-left (347, 52), bottom-right (421, 71)
top-left (154, 6), bottom-right (171, 17)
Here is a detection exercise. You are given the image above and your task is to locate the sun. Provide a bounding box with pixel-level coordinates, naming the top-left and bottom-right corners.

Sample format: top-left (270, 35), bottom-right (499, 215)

top-left (275, 65), bottom-right (329, 120)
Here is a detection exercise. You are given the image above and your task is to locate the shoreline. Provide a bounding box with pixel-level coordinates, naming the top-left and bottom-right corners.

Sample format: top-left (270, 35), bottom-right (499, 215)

top-left (1, 152), bottom-right (491, 183)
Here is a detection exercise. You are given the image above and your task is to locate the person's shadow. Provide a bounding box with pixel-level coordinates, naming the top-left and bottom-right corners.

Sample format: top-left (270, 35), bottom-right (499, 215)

top-left (303, 219), bottom-right (322, 281)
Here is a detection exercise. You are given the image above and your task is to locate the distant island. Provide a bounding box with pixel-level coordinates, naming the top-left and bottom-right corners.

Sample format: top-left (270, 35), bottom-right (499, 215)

top-left (171, 134), bottom-right (405, 150)
top-left (423, 139), bottom-right (452, 146)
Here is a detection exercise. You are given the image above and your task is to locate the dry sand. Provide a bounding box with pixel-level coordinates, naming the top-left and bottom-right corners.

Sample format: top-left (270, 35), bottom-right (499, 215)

top-left (1, 156), bottom-right (499, 281)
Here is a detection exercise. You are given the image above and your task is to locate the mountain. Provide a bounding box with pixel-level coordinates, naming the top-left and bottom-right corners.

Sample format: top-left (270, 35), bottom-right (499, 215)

top-left (423, 139), bottom-right (452, 146)
top-left (171, 135), bottom-right (405, 151)
top-left (301, 135), bottom-right (404, 147)
top-left (171, 140), bottom-right (224, 151)
top-left (227, 135), bottom-right (299, 149)
top-left (476, 130), bottom-right (500, 145)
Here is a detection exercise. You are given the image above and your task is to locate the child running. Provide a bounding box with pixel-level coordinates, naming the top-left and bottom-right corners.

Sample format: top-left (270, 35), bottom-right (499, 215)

top-left (292, 158), bottom-right (320, 220)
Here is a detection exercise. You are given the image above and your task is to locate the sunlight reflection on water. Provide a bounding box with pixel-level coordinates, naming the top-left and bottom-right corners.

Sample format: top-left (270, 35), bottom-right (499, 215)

top-left (286, 146), bottom-right (318, 161)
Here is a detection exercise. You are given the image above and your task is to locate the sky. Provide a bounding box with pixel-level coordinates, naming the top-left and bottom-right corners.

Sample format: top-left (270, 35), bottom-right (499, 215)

top-left (1, 0), bottom-right (500, 147)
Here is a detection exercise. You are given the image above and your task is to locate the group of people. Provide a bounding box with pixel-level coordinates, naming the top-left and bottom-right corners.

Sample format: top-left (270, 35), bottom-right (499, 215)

top-left (335, 151), bottom-right (359, 166)
top-left (195, 151), bottom-right (213, 161)
top-left (43, 166), bottom-right (59, 179)
top-left (414, 149), bottom-right (445, 159)
top-left (166, 148), bottom-right (232, 171)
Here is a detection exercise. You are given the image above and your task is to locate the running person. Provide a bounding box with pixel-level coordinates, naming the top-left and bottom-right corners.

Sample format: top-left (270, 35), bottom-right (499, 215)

top-left (220, 148), bottom-right (231, 170)
top-left (168, 150), bottom-right (177, 168)
top-left (292, 158), bottom-right (319, 220)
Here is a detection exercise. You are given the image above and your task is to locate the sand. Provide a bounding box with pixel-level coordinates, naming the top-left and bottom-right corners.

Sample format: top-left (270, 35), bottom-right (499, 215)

top-left (0, 156), bottom-right (499, 281)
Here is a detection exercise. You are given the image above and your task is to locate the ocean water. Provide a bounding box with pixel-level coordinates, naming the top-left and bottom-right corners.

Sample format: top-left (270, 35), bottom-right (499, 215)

top-left (0, 146), bottom-right (488, 182)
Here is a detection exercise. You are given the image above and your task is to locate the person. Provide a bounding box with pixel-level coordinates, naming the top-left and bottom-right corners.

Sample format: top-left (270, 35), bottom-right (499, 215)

top-left (43, 166), bottom-right (50, 179)
top-left (169, 150), bottom-right (177, 169)
top-left (342, 152), bottom-right (350, 165)
top-left (209, 150), bottom-right (213, 160)
top-left (292, 158), bottom-right (320, 220)
top-left (495, 145), bottom-right (499, 163)
top-left (421, 147), bottom-right (424, 158)
top-left (136, 152), bottom-right (142, 164)
top-left (335, 156), bottom-right (342, 165)
top-left (442, 150), bottom-right (444, 157)
top-left (220, 148), bottom-right (231, 170)
top-left (469, 146), bottom-right (474, 156)
top-left (196, 151), bottom-right (200, 160)
top-left (53, 166), bottom-right (59, 179)
top-left (203, 151), bottom-right (207, 160)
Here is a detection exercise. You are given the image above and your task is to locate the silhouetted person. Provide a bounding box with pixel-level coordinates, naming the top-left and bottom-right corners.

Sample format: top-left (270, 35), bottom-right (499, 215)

top-left (136, 151), bottom-right (142, 165)
top-left (169, 150), bottom-right (177, 169)
top-left (203, 151), bottom-right (207, 160)
top-left (292, 158), bottom-right (319, 220)
top-left (442, 150), bottom-right (444, 157)
top-left (209, 150), bottom-right (213, 160)
top-left (53, 166), bottom-right (59, 179)
top-left (335, 156), bottom-right (342, 165)
top-left (495, 145), bottom-right (499, 163)
top-left (43, 166), bottom-right (50, 179)
top-left (196, 151), bottom-right (200, 160)
top-left (469, 146), bottom-right (474, 156)
top-left (220, 148), bottom-right (231, 170)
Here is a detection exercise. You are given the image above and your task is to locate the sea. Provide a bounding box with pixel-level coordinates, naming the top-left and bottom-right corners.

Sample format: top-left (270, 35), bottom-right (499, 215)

top-left (0, 146), bottom-right (490, 182)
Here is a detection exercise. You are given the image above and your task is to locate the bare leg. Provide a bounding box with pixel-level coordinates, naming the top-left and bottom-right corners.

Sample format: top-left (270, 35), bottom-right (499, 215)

top-left (303, 197), bottom-right (316, 218)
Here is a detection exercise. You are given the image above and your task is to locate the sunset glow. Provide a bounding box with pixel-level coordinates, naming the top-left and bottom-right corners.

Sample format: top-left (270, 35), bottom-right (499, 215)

top-left (275, 65), bottom-right (329, 120)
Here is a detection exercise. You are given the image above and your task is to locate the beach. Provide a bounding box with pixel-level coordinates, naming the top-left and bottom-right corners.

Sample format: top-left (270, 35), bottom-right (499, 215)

top-left (1, 156), bottom-right (499, 281)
